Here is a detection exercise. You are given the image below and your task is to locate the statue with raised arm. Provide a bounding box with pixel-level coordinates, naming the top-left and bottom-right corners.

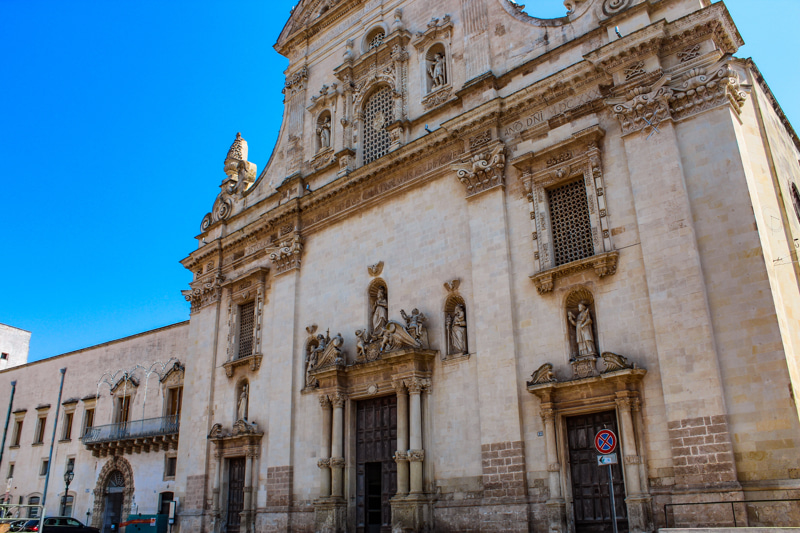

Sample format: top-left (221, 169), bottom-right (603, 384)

top-left (428, 53), bottom-right (446, 88)
top-left (568, 303), bottom-right (596, 356)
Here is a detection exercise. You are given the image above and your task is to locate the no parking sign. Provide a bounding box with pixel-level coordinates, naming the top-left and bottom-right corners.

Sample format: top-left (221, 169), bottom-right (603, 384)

top-left (594, 429), bottom-right (618, 454)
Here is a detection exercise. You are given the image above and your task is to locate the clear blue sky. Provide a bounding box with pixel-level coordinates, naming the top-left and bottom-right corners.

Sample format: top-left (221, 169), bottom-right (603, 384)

top-left (2, 0), bottom-right (798, 363)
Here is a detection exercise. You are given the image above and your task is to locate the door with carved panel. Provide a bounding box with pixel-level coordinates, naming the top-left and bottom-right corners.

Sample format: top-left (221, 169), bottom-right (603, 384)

top-left (356, 396), bottom-right (397, 533)
top-left (226, 457), bottom-right (246, 533)
top-left (567, 411), bottom-right (628, 533)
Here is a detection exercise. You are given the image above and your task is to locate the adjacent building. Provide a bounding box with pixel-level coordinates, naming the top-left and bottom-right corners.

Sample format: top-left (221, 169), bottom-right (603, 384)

top-left (3, 0), bottom-right (800, 532)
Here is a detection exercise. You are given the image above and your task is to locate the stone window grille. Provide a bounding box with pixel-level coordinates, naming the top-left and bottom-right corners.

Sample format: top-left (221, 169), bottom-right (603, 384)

top-left (368, 30), bottom-right (385, 50)
top-left (363, 86), bottom-right (394, 165)
top-left (514, 127), bottom-right (618, 293)
top-left (238, 300), bottom-right (256, 359)
top-left (548, 179), bottom-right (595, 266)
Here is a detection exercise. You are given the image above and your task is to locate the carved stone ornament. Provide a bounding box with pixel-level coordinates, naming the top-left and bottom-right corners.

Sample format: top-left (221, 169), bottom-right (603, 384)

top-left (200, 133), bottom-right (258, 232)
top-left (527, 363), bottom-right (557, 386)
top-left (329, 457), bottom-right (346, 468)
top-left (570, 355), bottom-right (598, 379)
top-left (451, 142), bottom-right (506, 198)
top-left (354, 308), bottom-right (429, 364)
top-left (421, 85), bottom-right (455, 111)
top-left (182, 273), bottom-right (225, 313)
top-left (668, 62), bottom-right (747, 121)
top-left (602, 0), bottom-right (632, 17)
top-left (601, 352), bottom-right (636, 373)
top-left (307, 329), bottom-right (346, 377)
top-left (368, 261), bottom-right (384, 277)
top-left (608, 78), bottom-right (673, 137)
top-left (408, 449), bottom-right (425, 462)
top-left (443, 279), bottom-right (460, 292)
top-left (232, 418), bottom-right (259, 436)
top-left (270, 232), bottom-right (304, 275)
top-left (283, 66), bottom-right (309, 97)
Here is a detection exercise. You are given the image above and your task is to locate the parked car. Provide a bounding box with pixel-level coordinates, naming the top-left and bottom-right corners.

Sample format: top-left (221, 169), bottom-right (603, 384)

top-left (13, 517), bottom-right (99, 532)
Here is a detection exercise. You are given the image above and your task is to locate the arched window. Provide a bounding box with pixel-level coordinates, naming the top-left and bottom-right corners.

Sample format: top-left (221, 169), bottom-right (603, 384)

top-left (363, 86), bottom-right (394, 164)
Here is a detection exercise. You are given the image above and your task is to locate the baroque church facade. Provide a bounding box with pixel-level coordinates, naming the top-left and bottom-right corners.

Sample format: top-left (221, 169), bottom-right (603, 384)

top-left (2, 0), bottom-right (800, 532)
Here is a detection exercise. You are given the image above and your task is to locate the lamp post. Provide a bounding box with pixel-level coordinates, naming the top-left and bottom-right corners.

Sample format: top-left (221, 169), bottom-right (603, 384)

top-left (61, 469), bottom-right (74, 516)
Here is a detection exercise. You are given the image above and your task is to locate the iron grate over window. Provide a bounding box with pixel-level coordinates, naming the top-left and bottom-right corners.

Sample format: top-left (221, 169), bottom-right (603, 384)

top-left (238, 301), bottom-right (256, 359)
top-left (548, 178), bottom-right (595, 266)
top-left (363, 86), bottom-right (394, 165)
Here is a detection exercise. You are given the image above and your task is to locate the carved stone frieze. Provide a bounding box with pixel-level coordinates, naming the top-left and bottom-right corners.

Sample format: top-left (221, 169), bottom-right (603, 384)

top-left (421, 86), bottom-right (455, 111)
top-left (668, 63), bottom-right (747, 120)
top-left (451, 142), bottom-right (506, 198)
top-left (570, 355), bottom-right (598, 379)
top-left (408, 449), bottom-right (425, 462)
top-left (283, 66), bottom-right (309, 97)
top-left (269, 232), bottom-right (304, 275)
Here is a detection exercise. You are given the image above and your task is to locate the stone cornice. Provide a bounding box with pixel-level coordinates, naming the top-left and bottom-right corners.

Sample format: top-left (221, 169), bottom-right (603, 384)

top-left (276, 0), bottom-right (368, 58)
top-left (584, 20), bottom-right (667, 74)
top-left (661, 2), bottom-right (743, 57)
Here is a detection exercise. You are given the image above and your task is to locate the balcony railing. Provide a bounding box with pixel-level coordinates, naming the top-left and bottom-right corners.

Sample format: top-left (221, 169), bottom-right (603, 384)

top-left (81, 414), bottom-right (179, 445)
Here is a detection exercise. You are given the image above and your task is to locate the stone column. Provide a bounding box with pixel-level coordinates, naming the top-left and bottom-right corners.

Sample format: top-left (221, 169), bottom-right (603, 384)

top-left (394, 381), bottom-right (410, 496)
top-left (330, 392), bottom-right (346, 499)
top-left (318, 396), bottom-right (332, 498)
top-left (212, 451), bottom-right (223, 518)
top-left (408, 379), bottom-right (425, 494)
top-left (542, 405), bottom-right (567, 533)
top-left (616, 393), bottom-right (652, 533)
top-left (243, 450), bottom-right (255, 532)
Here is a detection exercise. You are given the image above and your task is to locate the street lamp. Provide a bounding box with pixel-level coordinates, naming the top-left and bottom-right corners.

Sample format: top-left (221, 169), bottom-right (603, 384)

top-left (61, 469), bottom-right (74, 516)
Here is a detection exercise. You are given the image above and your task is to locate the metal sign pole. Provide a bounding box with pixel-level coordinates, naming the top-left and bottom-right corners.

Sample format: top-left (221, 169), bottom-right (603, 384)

top-left (608, 464), bottom-right (618, 533)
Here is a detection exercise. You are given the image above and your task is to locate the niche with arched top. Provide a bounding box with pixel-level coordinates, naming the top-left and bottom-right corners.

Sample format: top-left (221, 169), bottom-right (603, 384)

top-left (564, 287), bottom-right (598, 359)
top-left (425, 43), bottom-right (449, 94)
top-left (364, 26), bottom-right (387, 52)
top-left (234, 379), bottom-right (249, 422)
top-left (368, 279), bottom-right (388, 335)
top-left (316, 110), bottom-right (332, 153)
top-left (443, 295), bottom-right (468, 358)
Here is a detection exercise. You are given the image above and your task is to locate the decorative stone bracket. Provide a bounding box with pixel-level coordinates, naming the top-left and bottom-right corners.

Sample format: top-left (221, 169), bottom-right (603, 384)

top-left (450, 141), bottom-right (506, 198)
top-left (269, 232), bottom-right (304, 275)
top-left (182, 273), bottom-right (225, 314)
top-left (530, 250), bottom-right (619, 294)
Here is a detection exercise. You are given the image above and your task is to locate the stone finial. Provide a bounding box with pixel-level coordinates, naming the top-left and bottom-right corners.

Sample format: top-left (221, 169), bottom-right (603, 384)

top-left (226, 132), bottom-right (248, 164)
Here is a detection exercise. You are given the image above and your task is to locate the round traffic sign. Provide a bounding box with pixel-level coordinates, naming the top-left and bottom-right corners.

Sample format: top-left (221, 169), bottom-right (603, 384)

top-left (594, 429), bottom-right (618, 454)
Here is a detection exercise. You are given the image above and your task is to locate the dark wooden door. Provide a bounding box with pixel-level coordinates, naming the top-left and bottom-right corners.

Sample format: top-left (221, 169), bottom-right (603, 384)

top-left (226, 457), bottom-right (246, 533)
top-left (356, 396), bottom-right (397, 533)
top-left (102, 492), bottom-right (123, 533)
top-left (567, 411), bottom-right (628, 533)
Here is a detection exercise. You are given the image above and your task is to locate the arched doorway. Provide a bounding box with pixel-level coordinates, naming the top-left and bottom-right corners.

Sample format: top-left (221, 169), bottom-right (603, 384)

top-left (102, 471), bottom-right (125, 532)
top-left (92, 457), bottom-right (135, 532)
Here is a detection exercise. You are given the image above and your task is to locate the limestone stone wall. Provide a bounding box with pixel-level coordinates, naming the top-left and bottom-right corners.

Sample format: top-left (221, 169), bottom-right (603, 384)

top-left (0, 323), bottom-right (31, 370)
top-left (0, 322), bottom-right (187, 522)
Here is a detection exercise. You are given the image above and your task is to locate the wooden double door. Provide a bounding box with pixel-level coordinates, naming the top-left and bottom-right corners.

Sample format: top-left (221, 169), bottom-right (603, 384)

top-left (356, 396), bottom-right (397, 533)
top-left (567, 411), bottom-right (628, 533)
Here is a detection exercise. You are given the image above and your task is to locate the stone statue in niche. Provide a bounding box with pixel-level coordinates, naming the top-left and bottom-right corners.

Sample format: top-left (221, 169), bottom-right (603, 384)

top-left (428, 53), bottom-right (447, 89)
top-left (237, 384), bottom-right (249, 421)
top-left (372, 286), bottom-right (388, 333)
top-left (317, 116), bottom-right (331, 150)
top-left (445, 304), bottom-right (468, 356)
top-left (568, 303), bottom-right (596, 356)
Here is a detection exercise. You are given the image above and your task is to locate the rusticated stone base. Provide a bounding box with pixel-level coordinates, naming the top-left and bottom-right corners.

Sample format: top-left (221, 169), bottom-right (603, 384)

top-left (313, 498), bottom-right (346, 533)
top-left (391, 494), bottom-right (432, 532)
top-left (546, 499), bottom-right (567, 533)
top-left (626, 495), bottom-right (654, 533)
top-left (668, 416), bottom-right (739, 489)
top-left (432, 501), bottom-right (530, 532)
top-left (480, 441), bottom-right (527, 499)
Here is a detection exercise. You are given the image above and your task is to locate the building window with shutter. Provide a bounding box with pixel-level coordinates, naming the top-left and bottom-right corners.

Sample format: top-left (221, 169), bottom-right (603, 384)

top-left (33, 416), bottom-right (46, 445)
top-left (548, 179), bottom-right (595, 266)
